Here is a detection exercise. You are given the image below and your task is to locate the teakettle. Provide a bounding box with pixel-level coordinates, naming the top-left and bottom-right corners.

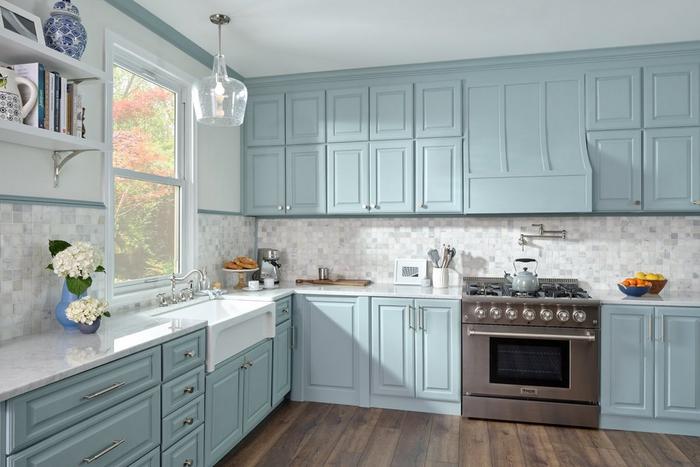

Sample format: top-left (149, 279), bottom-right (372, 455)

top-left (0, 66), bottom-right (38, 124)
top-left (504, 258), bottom-right (540, 293)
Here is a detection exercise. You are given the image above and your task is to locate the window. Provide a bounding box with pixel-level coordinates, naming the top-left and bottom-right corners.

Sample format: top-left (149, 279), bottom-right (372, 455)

top-left (106, 35), bottom-right (195, 301)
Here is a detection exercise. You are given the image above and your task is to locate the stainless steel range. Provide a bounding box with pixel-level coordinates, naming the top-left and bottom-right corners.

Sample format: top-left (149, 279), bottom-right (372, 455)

top-left (462, 276), bottom-right (600, 428)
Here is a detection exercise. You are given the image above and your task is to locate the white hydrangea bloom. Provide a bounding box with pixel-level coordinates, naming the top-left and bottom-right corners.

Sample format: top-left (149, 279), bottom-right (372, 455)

top-left (51, 242), bottom-right (102, 279)
top-left (65, 297), bottom-right (109, 325)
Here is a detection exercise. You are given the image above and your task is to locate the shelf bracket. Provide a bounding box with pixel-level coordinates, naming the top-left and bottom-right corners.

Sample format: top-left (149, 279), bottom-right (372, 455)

top-left (53, 150), bottom-right (89, 188)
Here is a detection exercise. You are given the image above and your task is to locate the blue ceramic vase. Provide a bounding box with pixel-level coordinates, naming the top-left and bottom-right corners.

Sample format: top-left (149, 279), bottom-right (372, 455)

top-left (55, 281), bottom-right (86, 330)
top-left (78, 317), bottom-right (101, 334)
top-left (43, 0), bottom-right (87, 60)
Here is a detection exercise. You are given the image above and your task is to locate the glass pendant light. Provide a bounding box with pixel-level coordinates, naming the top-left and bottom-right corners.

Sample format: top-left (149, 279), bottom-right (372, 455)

top-left (193, 14), bottom-right (247, 126)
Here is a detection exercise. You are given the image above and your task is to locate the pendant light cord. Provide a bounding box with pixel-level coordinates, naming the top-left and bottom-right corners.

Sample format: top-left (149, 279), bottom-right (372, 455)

top-left (218, 22), bottom-right (223, 57)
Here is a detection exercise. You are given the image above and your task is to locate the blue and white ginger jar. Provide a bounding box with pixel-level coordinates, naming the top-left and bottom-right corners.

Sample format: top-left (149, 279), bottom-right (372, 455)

top-left (43, 0), bottom-right (87, 60)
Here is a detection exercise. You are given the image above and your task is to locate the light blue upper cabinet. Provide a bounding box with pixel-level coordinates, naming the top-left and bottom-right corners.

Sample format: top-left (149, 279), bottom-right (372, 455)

top-left (326, 87), bottom-right (369, 142)
top-left (286, 145), bottom-right (326, 215)
top-left (587, 130), bottom-right (642, 211)
top-left (644, 64), bottom-right (700, 128)
top-left (286, 90), bottom-right (325, 145)
top-left (643, 127), bottom-right (700, 211)
top-left (464, 70), bottom-right (592, 213)
top-left (415, 80), bottom-right (462, 138)
top-left (245, 93), bottom-right (285, 147)
top-left (371, 298), bottom-right (415, 398)
top-left (601, 305), bottom-right (655, 418)
top-left (585, 68), bottom-right (641, 130)
top-left (369, 140), bottom-right (414, 214)
top-left (370, 84), bottom-right (413, 140)
top-left (245, 146), bottom-right (286, 215)
top-left (327, 142), bottom-right (370, 214)
top-left (414, 300), bottom-right (460, 402)
top-left (415, 138), bottom-right (462, 213)
top-left (654, 307), bottom-right (700, 421)
top-left (242, 340), bottom-right (273, 434)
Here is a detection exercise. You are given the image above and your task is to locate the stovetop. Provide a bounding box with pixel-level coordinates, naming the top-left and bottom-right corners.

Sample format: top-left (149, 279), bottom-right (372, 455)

top-left (464, 277), bottom-right (592, 300)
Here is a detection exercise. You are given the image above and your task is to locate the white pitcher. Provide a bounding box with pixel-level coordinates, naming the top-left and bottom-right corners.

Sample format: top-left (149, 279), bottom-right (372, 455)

top-left (0, 66), bottom-right (38, 124)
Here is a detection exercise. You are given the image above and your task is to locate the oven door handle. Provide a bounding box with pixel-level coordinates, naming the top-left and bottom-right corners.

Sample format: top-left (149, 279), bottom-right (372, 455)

top-left (466, 328), bottom-right (596, 342)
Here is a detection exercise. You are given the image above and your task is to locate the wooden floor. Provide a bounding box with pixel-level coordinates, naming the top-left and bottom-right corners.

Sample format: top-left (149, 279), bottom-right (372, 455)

top-left (218, 401), bottom-right (700, 467)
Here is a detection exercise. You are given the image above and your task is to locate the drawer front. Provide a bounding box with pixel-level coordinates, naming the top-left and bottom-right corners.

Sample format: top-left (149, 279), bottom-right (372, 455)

top-left (276, 297), bottom-right (292, 325)
top-left (162, 425), bottom-right (204, 467)
top-left (130, 447), bottom-right (161, 467)
top-left (8, 387), bottom-right (160, 467)
top-left (8, 347), bottom-right (161, 453)
top-left (163, 330), bottom-right (206, 380)
top-left (162, 395), bottom-right (204, 450)
top-left (162, 366), bottom-right (205, 416)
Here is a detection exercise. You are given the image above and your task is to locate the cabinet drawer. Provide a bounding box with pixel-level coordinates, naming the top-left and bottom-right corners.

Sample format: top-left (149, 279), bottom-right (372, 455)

top-left (7, 387), bottom-right (160, 467)
top-left (130, 447), bottom-right (160, 467)
top-left (162, 395), bottom-right (204, 450)
top-left (163, 330), bottom-right (205, 380)
top-left (7, 347), bottom-right (160, 453)
top-left (162, 366), bottom-right (205, 416)
top-left (276, 297), bottom-right (292, 325)
top-left (162, 425), bottom-right (205, 467)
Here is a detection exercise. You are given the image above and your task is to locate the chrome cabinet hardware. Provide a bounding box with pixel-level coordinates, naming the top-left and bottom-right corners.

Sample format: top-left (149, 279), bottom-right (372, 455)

top-left (82, 439), bottom-right (125, 463)
top-left (82, 382), bottom-right (127, 400)
top-left (361, 204), bottom-right (369, 209)
top-left (692, 200), bottom-right (700, 206)
top-left (183, 386), bottom-right (195, 394)
top-left (634, 200), bottom-right (641, 206)
top-left (371, 204), bottom-right (378, 209)
top-left (183, 417), bottom-right (194, 425)
top-left (183, 460), bottom-right (194, 467)
top-left (277, 205), bottom-right (283, 210)
top-left (418, 306), bottom-right (426, 331)
top-left (407, 306), bottom-right (415, 330)
top-left (290, 326), bottom-right (296, 349)
top-left (184, 350), bottom-right (195, 358)
top-left (648, 316), bottom-right (653, 341)
top-left (417, 203), bottom-right (426, 209)
top-left (282, 307), bottom-right (289, 314)
top-left (286, 205), bottom-right (291, 210)
top-left (241, 361), bottom-right (254, 369)
top-left (467, 328), bottom-right (596, 342)
top-left (658, 317), bottom-right (665, 342)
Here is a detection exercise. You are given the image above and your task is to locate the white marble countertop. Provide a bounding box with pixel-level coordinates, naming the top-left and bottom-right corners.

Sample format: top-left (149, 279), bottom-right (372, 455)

top-left (0, 311), bottom-right (207, 402)
top-left (592, 289), bottom-right (700, 307)
top-left (222, 281), bottom-right (463, 301)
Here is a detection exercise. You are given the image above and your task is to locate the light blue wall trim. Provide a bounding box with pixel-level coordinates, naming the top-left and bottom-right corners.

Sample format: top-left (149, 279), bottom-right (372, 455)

top-left (103, 0), bottom-right (244, 81)
top-left (0, 195), bottom-right (105, 209)
top-left (197, 209), bottom-right (244, 216)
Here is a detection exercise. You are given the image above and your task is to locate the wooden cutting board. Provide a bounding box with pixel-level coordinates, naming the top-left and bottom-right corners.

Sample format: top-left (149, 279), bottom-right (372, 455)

top-left (296, 279), bottom-right (372, 287)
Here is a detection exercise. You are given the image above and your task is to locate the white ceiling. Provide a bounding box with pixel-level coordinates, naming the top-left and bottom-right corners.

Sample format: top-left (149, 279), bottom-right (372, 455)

top-left (136, 0), bottom-right (700, 78)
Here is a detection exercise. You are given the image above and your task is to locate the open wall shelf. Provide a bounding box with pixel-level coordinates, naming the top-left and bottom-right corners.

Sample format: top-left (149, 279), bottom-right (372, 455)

top-left (0, 120), bottom-right (106, 152)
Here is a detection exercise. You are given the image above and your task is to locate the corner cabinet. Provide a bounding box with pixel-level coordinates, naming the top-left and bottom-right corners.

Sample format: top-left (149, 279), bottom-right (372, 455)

top-left (245, 93), bottom-right (286, 147)
top-left (601, 304), bottom-right (700, 436)
top-left (587, 130), bottom-right (642, 211)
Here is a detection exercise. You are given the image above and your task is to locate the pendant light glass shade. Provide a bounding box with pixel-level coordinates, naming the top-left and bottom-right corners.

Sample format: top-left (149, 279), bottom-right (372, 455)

top-left (193, 14), bottom-right (247, 126)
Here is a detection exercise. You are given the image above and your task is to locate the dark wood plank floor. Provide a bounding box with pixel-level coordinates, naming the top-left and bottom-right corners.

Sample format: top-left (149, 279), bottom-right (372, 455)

top-left (218, 402), bottom-right (700, 467)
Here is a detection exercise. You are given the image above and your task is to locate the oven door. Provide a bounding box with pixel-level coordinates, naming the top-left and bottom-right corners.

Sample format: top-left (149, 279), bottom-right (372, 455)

top-left (463, 324), bottom-right (599, 403)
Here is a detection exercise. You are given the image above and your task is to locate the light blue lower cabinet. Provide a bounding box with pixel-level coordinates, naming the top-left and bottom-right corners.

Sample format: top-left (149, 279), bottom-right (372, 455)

top-left (162, 366), bottom-right (205, 416)
top-left (7, 387), bottom-right (160, 467)
top-left (162, 425), bottom-right (204, 467)
top-left (371, 298), bottom-right (415, 398)
top-left (242, 341), bottom-right (273, 433)
top-left (273, 319), bottom-right (293, 406)
top-left (130, 447), bottom-right (160, 467)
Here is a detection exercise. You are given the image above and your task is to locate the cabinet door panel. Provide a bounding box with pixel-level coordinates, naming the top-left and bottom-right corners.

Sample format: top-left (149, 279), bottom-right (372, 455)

top-left (371, 298), bottom-right (415, 398)
top-left (643, 128), bottom-right (700, 211)
top-left (415, 138), bottom-right (463, 213)
top-left (586, 68), bottom-right (641, 130)
top-left (655, 307), bottom-right (700, 421)
top-left (416, 80), bottom-right (462, 138)
top-left (587, 130), bottom-right (642, 211)
top-left (243, 340), bottom-right (273, 434)
top-left (600, 305), bottom-right (654, 418)
top-left (205, 356), bottom-right (244, 466)
top-left (644, 64), bottom-right (700, 128)
top-left (245, 93), bottom-right (285, 146)
top-left (245, 146), bottom-right (286, 215)
top-left (286, 90), bottom-right (325, 145)
top-left (273, 320), bottom-right (292, 406)
top-left (286, 145), bottom-right (326, 215)
top-left (369, 140), bottom-right (414, 214)
top-left (370, 84), bottom-right (413, 140)
top-left (327, 142), bottom-right (369, 214)
top-left (327, 87), bottom-right (369, 142)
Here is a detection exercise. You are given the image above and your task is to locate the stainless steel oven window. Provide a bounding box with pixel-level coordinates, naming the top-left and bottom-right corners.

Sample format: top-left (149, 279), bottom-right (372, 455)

top-left (489, 338), bottom-right (570, 388)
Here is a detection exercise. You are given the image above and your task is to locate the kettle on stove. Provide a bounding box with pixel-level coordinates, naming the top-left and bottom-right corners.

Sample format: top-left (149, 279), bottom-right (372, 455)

top-left (504, 258), bottom-right (540, 293)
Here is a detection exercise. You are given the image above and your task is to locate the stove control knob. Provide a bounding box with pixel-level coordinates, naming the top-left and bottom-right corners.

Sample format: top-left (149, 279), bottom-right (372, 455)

top-left (474, 306), bottom-right (487, 320)
top-left (572, 309), bottom-right (587, 323)
top-left (505, 307), bottom-right (518, 321)
top-left (522, 308), bottom-right (536, 322)
top-left (540, 308), bottom-right (554, 322)
top-left (490, 307), bottom-right (503, 320)
top-left (557, 308), bottom-right (570, 322)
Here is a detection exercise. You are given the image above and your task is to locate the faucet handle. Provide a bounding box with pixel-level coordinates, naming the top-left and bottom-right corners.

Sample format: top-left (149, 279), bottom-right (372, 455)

top-left (156, 293), bottom-right (168, 307)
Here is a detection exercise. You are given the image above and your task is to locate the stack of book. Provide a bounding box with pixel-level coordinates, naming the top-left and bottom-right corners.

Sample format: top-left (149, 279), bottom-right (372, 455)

top-left (11, 62), bottom-right (85, 138)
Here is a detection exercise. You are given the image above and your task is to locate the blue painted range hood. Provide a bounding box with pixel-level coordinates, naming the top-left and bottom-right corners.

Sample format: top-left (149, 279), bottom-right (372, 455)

top-left (464, 68), bottom-right (592, 213)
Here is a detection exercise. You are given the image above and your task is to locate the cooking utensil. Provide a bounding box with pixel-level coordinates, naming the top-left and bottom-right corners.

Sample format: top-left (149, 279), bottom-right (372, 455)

top-left (504, 258), bottom-right (540, 293)
top-left (428, 249), bottom-right (440, 267)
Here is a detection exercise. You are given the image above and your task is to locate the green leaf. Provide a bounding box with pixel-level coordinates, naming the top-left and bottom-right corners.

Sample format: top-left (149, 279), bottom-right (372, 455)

top-left (65, 276), bottom-right (92, 296)
top-left (95, 265), bottom-right (105, 273)
top-left (48, 240), bottom-right (71, 257)
top-left (102, 311), bottom-right (111, 318)
top-left (46, 264), bottom-right (54, 271)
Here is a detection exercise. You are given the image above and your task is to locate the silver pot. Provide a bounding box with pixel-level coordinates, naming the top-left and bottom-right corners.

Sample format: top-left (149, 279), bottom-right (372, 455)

top-left (504, 258), bottom-right (539, 292)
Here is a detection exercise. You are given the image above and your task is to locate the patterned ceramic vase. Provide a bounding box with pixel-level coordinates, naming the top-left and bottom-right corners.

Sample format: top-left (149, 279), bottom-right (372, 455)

top-left (55, 281), bottom-right (86, 330)
top-left (78, 317), bottom-right (101, 334)
top-left (43, 0), bottom-right (87, 60)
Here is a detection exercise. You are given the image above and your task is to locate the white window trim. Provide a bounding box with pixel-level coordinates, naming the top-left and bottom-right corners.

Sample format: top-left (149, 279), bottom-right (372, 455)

top-left (104, 31), bottom-right (198, 306)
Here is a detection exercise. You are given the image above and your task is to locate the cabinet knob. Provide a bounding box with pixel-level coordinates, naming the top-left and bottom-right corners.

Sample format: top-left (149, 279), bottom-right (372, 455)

top-left (183, 417), bottom-right (194, 425)
top-left (286, 205), bottom-right (291, 210)
top-left (371, 204), bottom-right (378, 209)
top-left (417, 203), bottom-right (426, 209)
top-left (183, 386), bottom-right (195, 394)
top-left (183, 351), bottom-right (195, 358)
top-left (634, 200), bottom-right (641, 206)
top-left (361, 204), bottom-right (368, 209)
top-left (277, 205), bottom-right (283, 211)
top-left (692, 200), bottom-right (700, 206)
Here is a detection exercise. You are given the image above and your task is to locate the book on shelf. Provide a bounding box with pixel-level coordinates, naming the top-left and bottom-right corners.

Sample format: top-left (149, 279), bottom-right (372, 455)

top-left (12, 63), bottom-right (45, 129)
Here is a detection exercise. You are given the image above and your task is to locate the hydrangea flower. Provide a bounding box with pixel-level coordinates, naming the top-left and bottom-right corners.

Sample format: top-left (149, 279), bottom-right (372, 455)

top-left (65, 297), bottom-right (111, 325)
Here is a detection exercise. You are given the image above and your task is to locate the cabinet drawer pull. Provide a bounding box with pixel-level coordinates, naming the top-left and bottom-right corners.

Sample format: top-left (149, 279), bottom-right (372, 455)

top-left (184, 351), bottom-right (195, 358)
top-left (82, 382), bottom-right (127, 400)
top-left (183, 460), bottom-right (194, 467)
top-left (183, 417), bottom-right (194, 425)
top-left (183, 386), bottom-right (195, 394)
top-left (407, 306), bottom-right (415, 330)
top-left (82, 439), bottom-right (125, 463)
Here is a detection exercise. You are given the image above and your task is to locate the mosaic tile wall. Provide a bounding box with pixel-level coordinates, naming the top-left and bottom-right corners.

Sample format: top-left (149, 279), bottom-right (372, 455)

top-left (197, 213), bottom-right (257, 288)
top-left (257, 216), bottom-right (700, 293)
top-left (0, 203), bottom-right (106, 341)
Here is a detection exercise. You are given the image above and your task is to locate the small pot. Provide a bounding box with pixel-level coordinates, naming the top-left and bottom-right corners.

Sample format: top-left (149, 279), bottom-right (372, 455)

top-left (504, 258), bottom-right (540, 293)
top-left (78, 317), bottom-right (101, 334)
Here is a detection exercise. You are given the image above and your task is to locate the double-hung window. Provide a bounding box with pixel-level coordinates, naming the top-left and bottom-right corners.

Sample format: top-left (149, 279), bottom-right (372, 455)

top-left (106, 36), bottom-right (194, 301)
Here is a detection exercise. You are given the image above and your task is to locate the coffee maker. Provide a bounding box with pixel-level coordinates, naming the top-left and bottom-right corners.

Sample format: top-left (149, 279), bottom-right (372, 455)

top-left (256, 248), bottom-right (281, 283)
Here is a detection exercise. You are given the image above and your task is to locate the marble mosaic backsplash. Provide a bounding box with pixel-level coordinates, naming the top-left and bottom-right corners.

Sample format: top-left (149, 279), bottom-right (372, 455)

top-left (257, 216), bottom-right (700, 293)
top-left (197, 213), bottom-right (256, 288)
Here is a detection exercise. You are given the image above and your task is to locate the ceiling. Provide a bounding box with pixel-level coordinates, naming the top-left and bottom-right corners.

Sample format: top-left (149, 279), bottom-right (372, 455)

top-left (136, 0), bottom-right (700, 78)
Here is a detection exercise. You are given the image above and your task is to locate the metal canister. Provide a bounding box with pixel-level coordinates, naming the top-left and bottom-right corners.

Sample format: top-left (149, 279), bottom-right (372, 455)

top-left (318, 267), bottom-right (329, 280)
